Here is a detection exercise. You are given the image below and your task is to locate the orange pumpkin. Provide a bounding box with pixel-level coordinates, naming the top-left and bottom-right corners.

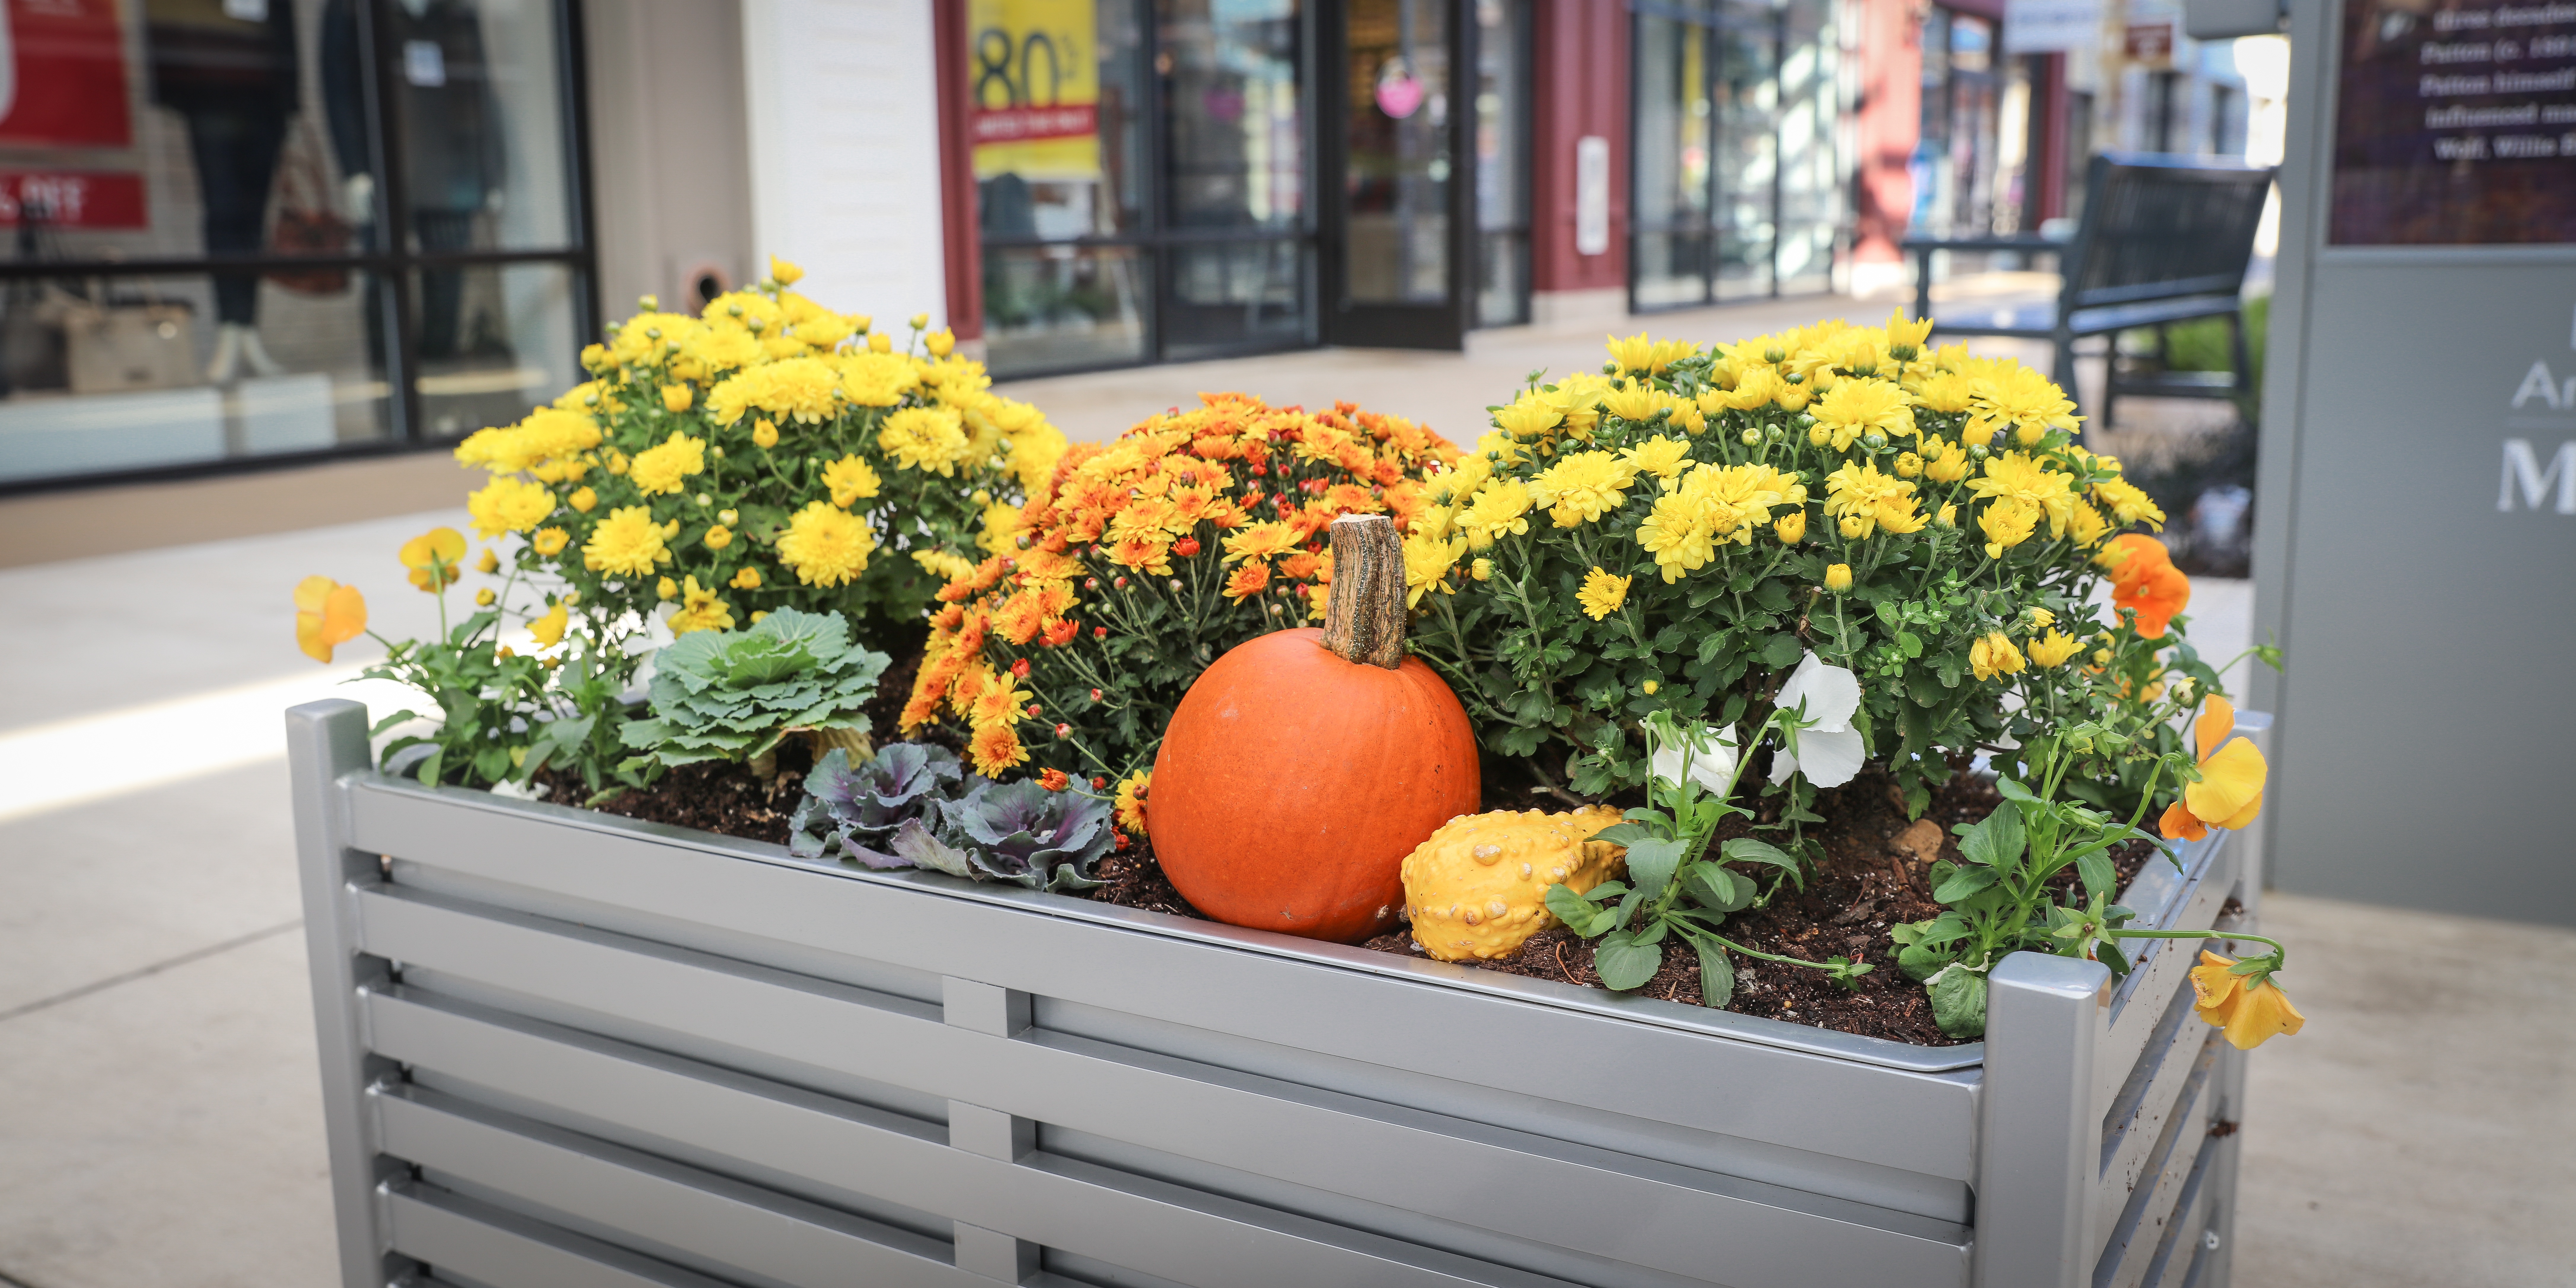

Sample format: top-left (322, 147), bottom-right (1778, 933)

top-left (1148, 514), bottom-right (1481, 943)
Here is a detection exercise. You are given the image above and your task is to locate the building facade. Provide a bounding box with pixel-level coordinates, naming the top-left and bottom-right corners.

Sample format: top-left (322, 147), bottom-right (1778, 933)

top-left (0, 0), bottom-right (2261, 490)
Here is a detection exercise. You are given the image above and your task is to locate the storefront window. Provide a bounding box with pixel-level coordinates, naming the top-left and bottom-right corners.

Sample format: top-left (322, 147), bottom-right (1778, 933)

top-left (1911, 9), bottom-right (2001, 238)
top-left (976, 0), bottom-right (1315, 379)
top-left (1473, 0), bottom-right (1529, 326)
top-left (1630, 0), bottom-right (1839, 313)
top-left (0, 0), bottom-right (592, 489)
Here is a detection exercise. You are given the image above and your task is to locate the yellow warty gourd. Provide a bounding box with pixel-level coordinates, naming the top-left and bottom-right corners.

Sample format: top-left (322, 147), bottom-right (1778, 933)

top-left (1399, 806), bottom-right (1627, 962)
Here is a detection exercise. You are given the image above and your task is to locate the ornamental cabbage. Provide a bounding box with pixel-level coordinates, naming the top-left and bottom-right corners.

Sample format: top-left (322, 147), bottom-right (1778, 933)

top-left (620, 608), bottom-right (888, 769)
top-left (787, 742), bottom-right (963, 867)
top-left (891, 777), bottom-right (1114, 892)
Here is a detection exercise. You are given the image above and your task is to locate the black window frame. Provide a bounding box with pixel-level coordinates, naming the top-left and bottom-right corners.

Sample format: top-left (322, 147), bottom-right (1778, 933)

top-left (0, 0), bottom-right (602, 498)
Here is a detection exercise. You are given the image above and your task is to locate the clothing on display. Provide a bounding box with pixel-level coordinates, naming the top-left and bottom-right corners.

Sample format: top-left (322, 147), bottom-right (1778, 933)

top-left (147, 0), bottom-right (301, 378)
top-left (322, 0), bottom-right (509, 361)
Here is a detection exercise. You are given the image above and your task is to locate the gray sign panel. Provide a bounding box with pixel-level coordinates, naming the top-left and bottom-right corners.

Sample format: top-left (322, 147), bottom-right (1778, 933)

top-left (2258, 0), bottom-right (2576, 925)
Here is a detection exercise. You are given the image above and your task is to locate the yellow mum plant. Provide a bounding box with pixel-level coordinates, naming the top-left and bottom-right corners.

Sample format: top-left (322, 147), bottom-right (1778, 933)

top-left (1407, 316), bottom-right (2196, 813)
top-left (452, 270), bottom-right (1067, 656)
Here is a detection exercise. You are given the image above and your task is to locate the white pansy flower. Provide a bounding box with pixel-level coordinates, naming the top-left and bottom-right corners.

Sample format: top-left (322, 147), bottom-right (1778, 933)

top-left (1649, 721), bottom-right (1743, 796)
top-left (1768, 650), bottom-right (1867, 788)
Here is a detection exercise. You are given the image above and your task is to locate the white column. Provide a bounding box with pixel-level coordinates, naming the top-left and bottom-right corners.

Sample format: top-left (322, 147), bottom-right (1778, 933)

top-left (741, 0), bottom-right (951, 324)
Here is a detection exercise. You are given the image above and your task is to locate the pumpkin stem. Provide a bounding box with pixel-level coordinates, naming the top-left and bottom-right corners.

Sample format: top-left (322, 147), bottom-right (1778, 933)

top-left (1322, 513), bottom-right (1407, 669)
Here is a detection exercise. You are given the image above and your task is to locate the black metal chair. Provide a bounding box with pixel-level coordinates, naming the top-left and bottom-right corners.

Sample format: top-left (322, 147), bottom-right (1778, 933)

top-left (1902, 153), bottom-right (2276, 428)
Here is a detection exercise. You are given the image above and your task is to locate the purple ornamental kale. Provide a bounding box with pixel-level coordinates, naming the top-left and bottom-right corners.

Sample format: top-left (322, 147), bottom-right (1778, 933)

top-left (890, 778), bottom-right (1113, 892)
top-left (788, 743), bottom-right (962, 868)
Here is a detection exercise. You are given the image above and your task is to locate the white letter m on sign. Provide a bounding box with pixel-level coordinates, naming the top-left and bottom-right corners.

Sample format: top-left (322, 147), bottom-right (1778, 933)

top-left (2500, 440), bottom-right (2576, 513)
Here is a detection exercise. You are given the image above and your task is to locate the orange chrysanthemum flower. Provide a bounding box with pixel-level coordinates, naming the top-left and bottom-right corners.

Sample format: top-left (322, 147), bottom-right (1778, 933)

top-left (970, 722), bottom-right (1030, 777)
top-left (1223, 561), bottom-right (1271, 601)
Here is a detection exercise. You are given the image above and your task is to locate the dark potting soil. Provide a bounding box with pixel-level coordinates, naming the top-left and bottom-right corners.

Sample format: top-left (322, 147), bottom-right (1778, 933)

top-left (539, 739), bottom-right (817, 848)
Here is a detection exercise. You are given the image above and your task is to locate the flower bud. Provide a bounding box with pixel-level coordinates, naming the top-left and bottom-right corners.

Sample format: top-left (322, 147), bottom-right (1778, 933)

top-left (752, 420), bottom-right (779, 449)
top-left (1824, 563), bottom-right (1854, 593)
top-left (1642, 680), bottom-right (1660, 695)
top-left (1114, 576), bottom-right (1128, 589)
top-left (1089, 688), bottom-right (1104, 701)
top-left (718, 509), bottom-right (738, 526)
top-left (1863, 432), bottom-right (1887, 451)
top-left (695, 492), bottom-right (712, 507)
top-left (1740, 428), bottom-right (1761, 445)
top-left (909, 312), bottom-right (930, 330)
top-left (475, 588), bottom-right (495, 607)
top-left (1774, 511), bottom-right (1806, 544)
top-left (1471, 557), bottom-right (1493, 581)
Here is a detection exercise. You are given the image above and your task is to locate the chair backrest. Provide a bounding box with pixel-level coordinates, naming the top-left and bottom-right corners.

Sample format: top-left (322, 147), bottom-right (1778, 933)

top-left (2059, 153), bottom-right (2276, 311)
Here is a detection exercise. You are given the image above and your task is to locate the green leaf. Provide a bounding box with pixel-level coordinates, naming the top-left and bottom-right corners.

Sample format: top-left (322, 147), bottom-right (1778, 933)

top-left (1958, 806), bottom-right (2027, 875)
top-left (1719, 837), bottom-right (1800, 874)
top-left (2096, 940), bottom-right (2131, 977)
top-left (1761, 632), bottom-right (1804, 668)
top-left (1622, 836), bottom-right (1687, 898)
top-left (1594, 930), bottom-right (1665, 991)
top-left (2075, 847), bottom-right (2116, 899)
top-left (1593, 821), bottom-right (1660, 847)
top-left (1543, 884), bottom-right (1611, 937)
top-left (1682, 861), bottom-right (1754, 912)
top-left (1931, 967), bottom-right (1989, 1037)
top-left (1898, 941), bottom-right (1950, 981)
top-left (1931, 863), bottom-right (2000, 903)
top-left (1897, 630), bottom-right (1924, 658)
top-left (1695, 938), bottom-right (1736, 1008)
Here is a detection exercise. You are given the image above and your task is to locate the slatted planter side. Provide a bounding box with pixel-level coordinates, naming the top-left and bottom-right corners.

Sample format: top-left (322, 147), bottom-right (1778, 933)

top-left (289, 700), bottom-right (2268, 1288)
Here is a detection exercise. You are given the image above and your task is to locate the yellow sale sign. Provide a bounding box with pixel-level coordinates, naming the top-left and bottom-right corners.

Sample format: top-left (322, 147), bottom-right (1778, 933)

top-left (967, 0), bottom-right (1101, 180)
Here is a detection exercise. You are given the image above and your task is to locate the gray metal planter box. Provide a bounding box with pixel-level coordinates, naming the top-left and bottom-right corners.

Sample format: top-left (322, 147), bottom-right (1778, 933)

top-left (288, 698), bottom-right (2272, 1288)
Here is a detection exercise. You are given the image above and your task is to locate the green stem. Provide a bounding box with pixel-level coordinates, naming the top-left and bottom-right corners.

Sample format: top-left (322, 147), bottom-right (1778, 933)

top-left (2105, 928), bottom-right (2287, 967)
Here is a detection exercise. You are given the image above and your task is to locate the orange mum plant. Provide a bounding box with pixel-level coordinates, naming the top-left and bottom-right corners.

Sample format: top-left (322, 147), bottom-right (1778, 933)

top-left (900, 393), bottom-right (1461, 789)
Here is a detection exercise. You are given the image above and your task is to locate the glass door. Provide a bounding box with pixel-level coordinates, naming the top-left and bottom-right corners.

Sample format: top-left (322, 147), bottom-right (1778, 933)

top-left (1320, 0), bottom-right (1472, 348)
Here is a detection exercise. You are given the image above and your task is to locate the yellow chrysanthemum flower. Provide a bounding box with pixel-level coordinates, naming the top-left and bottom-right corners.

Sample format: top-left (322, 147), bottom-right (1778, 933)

top-left (1970, 630), bottom-right (2026, 680)
top-left (2092, 476), bottom-right (2167, 530)
top-left (1598, 382), bottom-right (1672, 425)
top-left (1807, 377), bottom-right (1917, 451)
top-left (776, 500), bottom-right (876, 587)
top-left (751, 418), bottom-right (780, 449)
top-left (1113, 770), bottom-right (1151, 836)
top-left (1978, 498), bottom-right (2043, 558)
top-left (1576, 566), bottom-right (1632, 620)
top-left (1822, 460), bottom-right (1928, 538)
top-left (1622, 435), bottom-right (1694, 482)
top-left (1456, 480), bottom-right (1536, 549)
top-left (1636, 490), bottom-right (1718, 583)
top-left (1824, 562), bottom-right (1854, 592)
top-left (1492, 394), bottom-right (1564, 440)
top-left (666, 576), bottom-right (735, 635)
top-left (466, 476), bottom-right (554, 537)
top-left (2028, 628), bottom-right (2083, 668)
top-left (1402, 530), bottom-right (1465, 607)
top-left (1775, 510), bottom-right (1806, 544)
top-left (529, 601), bottom-right (570, 647)
top-left (878, 406), bottom-right (970, 475)
top-left (1528, 450), bottom-right (1637, 527)
top-left (1968, 452), bottom-right (2081, 537)
top-left (822, 455), bottom-right (884, 508)
top-left (912, 548), bottom-right (978, 582)
top-left (582, 507), bottom-right (669, 578)
top-left (629, 433), bottom-right (707, 496)
top-left (1965, 364), bottom-right (2081, 447)
top-left (703, 525), bottom-right (734, 551)
top-left (661, 384), bottom-right (694, 413)
top-left (531, 526), bottom-right (569, 557)
top-left (706, 356), bottom-right (845, 425)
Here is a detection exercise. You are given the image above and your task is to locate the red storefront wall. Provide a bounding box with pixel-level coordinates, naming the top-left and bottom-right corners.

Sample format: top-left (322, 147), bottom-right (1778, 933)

top-left (1527, 0), bottom-right (1628, 308)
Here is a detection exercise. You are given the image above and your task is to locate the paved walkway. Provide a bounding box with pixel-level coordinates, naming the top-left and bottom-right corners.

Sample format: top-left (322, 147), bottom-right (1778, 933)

top-left (2, 311), bottom-right (2567, 1286)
